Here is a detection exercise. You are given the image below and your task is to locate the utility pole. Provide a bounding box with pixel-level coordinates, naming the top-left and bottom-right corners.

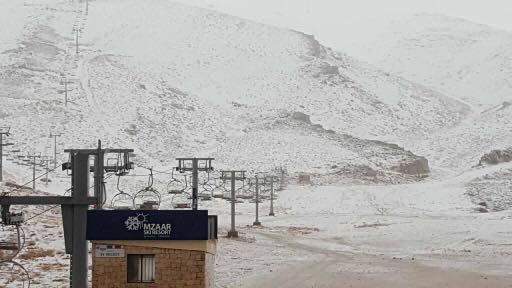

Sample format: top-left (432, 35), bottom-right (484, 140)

top-left (176, 158), bottom-right (214, 210)
top-left (0, 127), bottom-right (14, 182)
top-left (50, 133), bottom-right (62, 169)
top-left (221, 170), bottom-right (246, 237)
top-left (253, 175), bottom-right (261, 226)
top-left (27, 153), bottom-right (42, 191)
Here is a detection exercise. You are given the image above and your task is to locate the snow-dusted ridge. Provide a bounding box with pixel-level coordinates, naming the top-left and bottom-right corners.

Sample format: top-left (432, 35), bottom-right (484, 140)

top-left (0, 0), bottom-right (475, 184)
top-left (336, 13), bottom-right (512, 109)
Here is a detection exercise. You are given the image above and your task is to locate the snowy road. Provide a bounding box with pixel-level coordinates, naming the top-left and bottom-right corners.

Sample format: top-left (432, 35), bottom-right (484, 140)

top-left (244, 245), bottom-right (512, 288)
top-left (210, 180), bottom-right (512, 287)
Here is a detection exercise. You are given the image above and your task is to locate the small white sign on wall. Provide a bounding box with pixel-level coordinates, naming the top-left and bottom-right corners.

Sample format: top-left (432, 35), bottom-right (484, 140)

top-left (95, 245), bottom-right (125, 258)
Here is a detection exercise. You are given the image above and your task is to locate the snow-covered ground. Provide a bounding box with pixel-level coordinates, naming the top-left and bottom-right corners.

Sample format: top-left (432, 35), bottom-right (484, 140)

top-left (336, 13), bottom-right (512, 110)
top-left (2, 170), bottom-right (511, 287)
top-left (1, 0), bottom-right (512, 287)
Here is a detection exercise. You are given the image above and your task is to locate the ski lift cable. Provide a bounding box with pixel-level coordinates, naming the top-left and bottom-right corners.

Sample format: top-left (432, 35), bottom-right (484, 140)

top-left (23, 173), bottom-right (115, 224)
top-left (4, 161), bottom-right (66, 194)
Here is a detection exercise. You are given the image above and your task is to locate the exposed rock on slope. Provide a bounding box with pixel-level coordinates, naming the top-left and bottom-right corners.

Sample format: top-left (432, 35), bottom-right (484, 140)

top-left (479, 148), bottom-right (512, 166)
top-left (466, 168), bottom-right (512, 211)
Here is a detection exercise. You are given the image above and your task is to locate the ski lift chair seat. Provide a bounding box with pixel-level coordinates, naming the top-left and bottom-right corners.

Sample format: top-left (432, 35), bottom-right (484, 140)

top-left (173, 203), bottom-right (191, 209)
top-left (0, 241), bottom-right (18, 251)
top-left (169, 189), bottom-right (184, 195)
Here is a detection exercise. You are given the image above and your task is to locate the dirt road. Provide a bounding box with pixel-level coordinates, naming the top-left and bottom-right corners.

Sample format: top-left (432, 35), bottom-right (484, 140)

top-left (243, 231), bottom-right (512, 288)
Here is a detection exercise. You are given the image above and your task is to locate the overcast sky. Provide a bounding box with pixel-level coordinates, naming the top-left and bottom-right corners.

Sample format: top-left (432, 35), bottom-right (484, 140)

top-left (173, 0), bottom-right (512, 49)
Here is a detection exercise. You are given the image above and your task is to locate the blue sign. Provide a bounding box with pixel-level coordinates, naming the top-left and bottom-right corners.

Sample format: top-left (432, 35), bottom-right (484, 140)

top-left (86, 210), bottom-right (209, 241)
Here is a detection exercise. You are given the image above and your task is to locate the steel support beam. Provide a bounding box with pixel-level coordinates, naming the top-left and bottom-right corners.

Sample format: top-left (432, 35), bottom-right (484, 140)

top-left (192, 159), bottom-right (198, 210)
top-left (253, 176), bottom-right (261, 226)
top-left (0, 196), bottom-right (96, 206)
top-left (69, 152), bottom-right (89, 288)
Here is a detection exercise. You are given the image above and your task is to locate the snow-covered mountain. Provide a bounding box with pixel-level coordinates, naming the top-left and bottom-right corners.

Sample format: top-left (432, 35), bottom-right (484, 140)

top-left (331, 13), bottom-right (512, 172)
top-left (407, 101), bottom-right (512, 171)
top-left (2, 2), bottom-right (512, 287)
top-left (336, 13), bottom-right (512, 109)
top-left (0, 0), bottom-right (473, 183)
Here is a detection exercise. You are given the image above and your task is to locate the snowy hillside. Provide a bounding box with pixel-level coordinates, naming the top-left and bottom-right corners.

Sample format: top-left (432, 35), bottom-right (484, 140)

top-left (336, 13), bottom-right (512, 109)
top-left (1, 1), bottom-right (512, 287)
top-left (0, 0), bottom-right (472, 182)
top-left (332, 14), bottom-right (512, 172)
top-left (406, 102), bottom-right (512, 171)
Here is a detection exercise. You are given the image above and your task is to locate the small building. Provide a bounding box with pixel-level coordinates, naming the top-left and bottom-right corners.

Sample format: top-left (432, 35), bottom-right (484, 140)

top-left (298, 174), bottom-right (312, 185)
top-left (86, 210), bottom-right (217, 288)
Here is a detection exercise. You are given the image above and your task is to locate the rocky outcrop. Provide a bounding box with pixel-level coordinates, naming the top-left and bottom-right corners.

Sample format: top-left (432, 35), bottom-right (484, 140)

top-left (284, 111), bottom-right (431, 181)
top-left (392, 158), bottom-right (430, 175)
top-left (291, 112), bottom-right (312, 124)
top-left (479, 148), bottom-right (512, 166)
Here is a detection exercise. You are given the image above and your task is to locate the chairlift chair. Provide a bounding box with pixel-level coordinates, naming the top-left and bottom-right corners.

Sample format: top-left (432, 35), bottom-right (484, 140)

top-left (0, 225), bottom-right (25, 260)
top-left (167, 170), bottom-right (187, 195)
top-left (133, 169), bottom-right (161, 209)
top-left (173, 203), bottom-right (191, 209)
top-left (170, 189), bottom-right (192, 209)
top-left (110, 175), bottom-right (134, 209)
top-left (133, 187), bottom-right (161, 209)
top-left (238, 194), bottom-right (253, 200)
top-left (105, 157), bottom-right (119, 173)
top-left (198, 193), bottom-right (212, 201)
top-left (248, 198), bottom-right (263, 203)
top-left (211, 180), bottom-right (226, 198)
top-left (200, 171), bottom-right (216, 193)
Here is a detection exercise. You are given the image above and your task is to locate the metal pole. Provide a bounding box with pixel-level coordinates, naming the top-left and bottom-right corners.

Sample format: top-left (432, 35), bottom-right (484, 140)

top-left (228, 171), bottom-right (238, 237)
top-left (71, 152), bottom-right (90, 288)
top-left (45, 160), bottom-right (49, 186)
top-left (192, 158), bottom-right (198, 210)
top-left (0, 134), bottom-right (3, 182)
top-left (54, 135), bottom-right (57, 168)
top-left (51, 133), bottom-right (62, 169)
top-left (64, 79), bottom-right (68, 106)
top-left (0, 131), bottom-right (11, 182)
top-left (269, 178), bottom-right (275, 216)
top-left (280, 167), bottom-right (285, 191)
top-left (253, 176), bottom-right (261, 226)
top-left (32, 159), bottom-right (36, 191)
top-left (75, 29), bottom-right (79, 54)
top-left (93, 140), bottom-right (104, 209)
